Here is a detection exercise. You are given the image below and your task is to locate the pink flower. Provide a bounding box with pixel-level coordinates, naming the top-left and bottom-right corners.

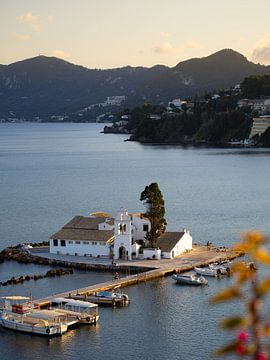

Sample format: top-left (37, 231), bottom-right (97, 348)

top-left (236, 343), bottom-right (246, 355)
top-left (237, 330), bottom-right (249, 342)
top-left (257, 352), bottom-right (267, 360)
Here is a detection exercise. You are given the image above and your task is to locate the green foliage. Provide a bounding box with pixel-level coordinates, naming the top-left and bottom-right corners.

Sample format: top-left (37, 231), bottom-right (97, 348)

top-left (140, 183), bottom-right (167, 248)
top-left (132, 107), bottom-right (250, 144)
top-left (260, 127), bottom-right (270, 147)
top-left (241, 75), bottom-right (270, 98)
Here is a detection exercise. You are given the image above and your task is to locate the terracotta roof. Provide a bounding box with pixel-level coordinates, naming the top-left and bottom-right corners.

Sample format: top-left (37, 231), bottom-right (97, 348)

top-left (50, 228), bottom-right (114, 242)
top-left (130, 213), bottom-right (149, 220)
top-left (90, 212), bottom-right (113, 219)
top-left (50, 216), bottom-right (114, 241)
top-left (62, 216), bottom-right (113, 230)
top-left (156, 232), bottom-right (185, 252)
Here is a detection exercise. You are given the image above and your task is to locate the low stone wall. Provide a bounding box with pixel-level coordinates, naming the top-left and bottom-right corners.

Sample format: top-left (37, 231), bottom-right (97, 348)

top-left (0, 244), bottom-right (154, 274)
top-left (0, 268), bottom-right (74, 287)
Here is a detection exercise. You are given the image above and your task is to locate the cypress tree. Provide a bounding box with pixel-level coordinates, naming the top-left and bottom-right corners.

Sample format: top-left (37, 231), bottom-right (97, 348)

top-left (140, 182), bottom-right (167, 248)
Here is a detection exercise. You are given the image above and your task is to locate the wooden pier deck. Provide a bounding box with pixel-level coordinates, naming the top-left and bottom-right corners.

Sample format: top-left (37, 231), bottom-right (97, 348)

top-left (35, 245), bottom-right (244, 307)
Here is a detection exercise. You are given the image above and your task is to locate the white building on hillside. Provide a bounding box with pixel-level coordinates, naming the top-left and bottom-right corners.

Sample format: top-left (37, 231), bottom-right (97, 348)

top-left (250, 115), bottom-right (270, 138)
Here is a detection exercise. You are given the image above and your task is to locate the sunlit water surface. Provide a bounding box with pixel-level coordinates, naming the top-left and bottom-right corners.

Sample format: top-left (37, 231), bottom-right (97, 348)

top-left (1, 123), bottom-right (270, 359)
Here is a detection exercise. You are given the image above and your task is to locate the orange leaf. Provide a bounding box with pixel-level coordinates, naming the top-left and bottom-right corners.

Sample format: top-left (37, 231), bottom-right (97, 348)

top-left (256, 278), bottom-right (270, 297)
top-left (212, 287), bottom-right (242, 303)
top-left (253, 247), bottom-right (270, 266)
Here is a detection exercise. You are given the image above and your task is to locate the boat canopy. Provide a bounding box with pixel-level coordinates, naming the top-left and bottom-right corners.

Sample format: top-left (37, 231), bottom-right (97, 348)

top-left (0, 296), bottom-right (31, 301)
top-left (29, 309), bottom-right (67, 320)
top-left (52, 297), bottom-right (97, 308)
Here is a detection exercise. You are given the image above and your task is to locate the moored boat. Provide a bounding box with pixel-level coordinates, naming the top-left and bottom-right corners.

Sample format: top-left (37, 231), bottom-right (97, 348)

top-left (209, 263), bottom-right (230, 275)
top-left (172, 273), bottom-right (208, 286)
top-left (194, 266), bottom-right (218, 277)
top-left (0, 296), bottom-right (68, 336)
top-left (51, 297), bottom-right (99, 324)
top-left (72, 285), bottom-right (129, 306)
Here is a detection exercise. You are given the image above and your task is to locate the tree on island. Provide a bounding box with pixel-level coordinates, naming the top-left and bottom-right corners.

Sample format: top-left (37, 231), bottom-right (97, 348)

top-left (140, 182), bottom-right (167, 248)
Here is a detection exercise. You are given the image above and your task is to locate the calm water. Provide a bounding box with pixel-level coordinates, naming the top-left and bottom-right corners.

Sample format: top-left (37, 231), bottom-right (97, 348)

top-left (0, 123), bottom-right (270, 359)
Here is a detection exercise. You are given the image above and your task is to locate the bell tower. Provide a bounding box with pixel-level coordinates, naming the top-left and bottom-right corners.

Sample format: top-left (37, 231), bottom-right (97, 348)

top-left (114, 208), bottom-right (132, 260)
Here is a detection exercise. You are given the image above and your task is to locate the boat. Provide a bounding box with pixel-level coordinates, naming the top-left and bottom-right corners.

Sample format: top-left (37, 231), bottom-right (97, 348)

top-left (172, 274), bottom-right (208, 286)
top-left (72, 285), bottom-right (129, 306)
top-left (194, 266), bottom-right (219, 277)
top-left (51, 297), bottom-right (99, 324)
top-left (209, 262), bottom-right (230, 275)
top-left (0, 296), bottom-right (68, 336)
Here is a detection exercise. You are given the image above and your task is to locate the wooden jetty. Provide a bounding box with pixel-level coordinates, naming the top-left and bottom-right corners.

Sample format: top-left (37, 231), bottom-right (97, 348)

top-left (35, 245), bottom-right (243, 307)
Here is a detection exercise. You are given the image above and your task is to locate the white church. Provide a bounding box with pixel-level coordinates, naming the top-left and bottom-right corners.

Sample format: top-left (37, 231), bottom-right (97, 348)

top-left (49, 208), bottom-right (192, 260)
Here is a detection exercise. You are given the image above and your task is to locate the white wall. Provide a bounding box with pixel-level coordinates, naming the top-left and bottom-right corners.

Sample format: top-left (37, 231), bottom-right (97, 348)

top-left (143, 248), bottom-right (161, 260)
top-left (131, 215), bottom-right (151, 241)
top-left (114, 209), bottom-right (132, 260)
top-left (132, 243), bottom-right (141, 258)
top-left (50, 239), bottom-right (110, 257)
top-left (162, 232), bottom-right (192, 259)
top-left (98, 221), bottom-right (114, 231)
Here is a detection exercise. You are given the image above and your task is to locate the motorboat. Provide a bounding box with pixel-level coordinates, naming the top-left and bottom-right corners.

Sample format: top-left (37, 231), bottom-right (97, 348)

top-left (51, 297), bottom-right (99, 324)
top-left (72, 285), bottom-right (129, 306)
top-left (0, 296), bottom-right (68, 336)
top-left (209, 262), bottom-right (230, 275)
top-left (194, 266), bottom-right (218, 277)
top-left (172, 274), bottom-right (208, 286)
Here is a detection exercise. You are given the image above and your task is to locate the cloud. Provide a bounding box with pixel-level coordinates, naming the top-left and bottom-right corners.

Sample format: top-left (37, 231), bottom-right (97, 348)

top-left (252, 47), bottom-right (270, 65)
top-left (154, 42), bottom-right (183, 55)
top-left (185, 40), bottom-right (203, 50)
top-left (17, 12), bottom-right (40, 32)
top-left (46, 50), bottom-right (69, 59)
top-left (10, 33), bottom-right (30, 41)
top-left (251, 33), bottom-right (270, 65)
top-left (47, 14), bottom-right (54, 23)
top-left (160, 31), bottom-right (171, 38)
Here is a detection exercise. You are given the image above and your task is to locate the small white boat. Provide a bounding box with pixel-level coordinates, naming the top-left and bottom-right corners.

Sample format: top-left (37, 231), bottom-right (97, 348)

top-left (194, 266), bottom-right (218, 277)
top-left (209, 263), bottom-right (230, 275)
top-left (72, 285), bottom-right (129, 306)
top-left (0, 296), bottom-right (68, 336)
top-left (51, 297), bottom-right (99, 324)
top-left (172, 274), bottom-right (208, 286)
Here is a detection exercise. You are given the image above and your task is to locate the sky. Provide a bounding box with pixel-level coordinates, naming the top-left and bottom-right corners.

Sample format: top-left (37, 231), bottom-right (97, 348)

top-left (1, 0), bottom-right (270, 69)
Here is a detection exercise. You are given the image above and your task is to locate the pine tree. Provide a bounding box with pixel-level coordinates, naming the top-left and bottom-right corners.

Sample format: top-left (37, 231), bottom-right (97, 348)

top-left (140, 182), bottom-right (167, 248)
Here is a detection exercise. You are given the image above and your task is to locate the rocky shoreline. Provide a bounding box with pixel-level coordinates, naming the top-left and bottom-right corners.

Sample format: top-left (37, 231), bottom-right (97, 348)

top-left (0, 244), bottom-right (153, 274)
top-left (0, 268), bottom-right (74, 287)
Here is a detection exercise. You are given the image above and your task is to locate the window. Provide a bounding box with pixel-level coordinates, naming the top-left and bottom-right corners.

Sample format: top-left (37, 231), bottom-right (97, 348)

top-left (83, 241), bottom-right (89, 245)
top-left (53, 239), bottom-right (58, 247)
top-left (143, 224), bottom-right (149, 232)
top-left (68, 241), bottom-right (73, 244)
top-left (92, 241), bottom-right (97, 245)
top-left (75, 241), bottom-right (81, 245)
top-left (60, 240), bottom-right (66, 247)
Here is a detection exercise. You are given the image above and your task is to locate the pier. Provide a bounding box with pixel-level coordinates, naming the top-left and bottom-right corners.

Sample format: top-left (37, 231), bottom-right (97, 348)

top-left (34, 245), bottom-right (244, 307)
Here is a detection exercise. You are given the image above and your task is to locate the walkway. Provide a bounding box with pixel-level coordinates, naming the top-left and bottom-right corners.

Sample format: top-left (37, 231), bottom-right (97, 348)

top-left (35, 245), bottom-right (243, 307)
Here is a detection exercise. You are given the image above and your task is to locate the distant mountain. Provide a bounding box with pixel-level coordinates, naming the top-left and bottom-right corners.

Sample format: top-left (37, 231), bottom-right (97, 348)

top-left (0, 49), bottom-right (269, 120)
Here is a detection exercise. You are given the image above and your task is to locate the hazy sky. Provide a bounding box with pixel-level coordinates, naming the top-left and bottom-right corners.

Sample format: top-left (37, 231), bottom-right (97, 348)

top-left (1, 0), bottom-right (270, 69)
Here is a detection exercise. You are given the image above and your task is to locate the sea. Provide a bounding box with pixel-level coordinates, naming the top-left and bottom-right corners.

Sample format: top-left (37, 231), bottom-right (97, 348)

top-left (0, 122), bottom-right (270, 360)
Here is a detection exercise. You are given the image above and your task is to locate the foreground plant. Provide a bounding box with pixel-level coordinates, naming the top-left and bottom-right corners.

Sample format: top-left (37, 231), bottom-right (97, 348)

top-left (212, 232), bottom-right (270, 359)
